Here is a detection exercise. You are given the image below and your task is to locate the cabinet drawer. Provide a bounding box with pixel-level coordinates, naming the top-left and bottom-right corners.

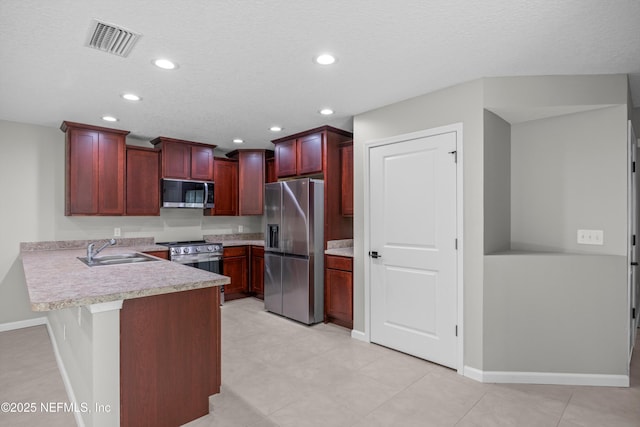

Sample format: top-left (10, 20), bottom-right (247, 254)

top-left (223, 246), bottom-right (248, 258)
top-left (325, 255), bottom-right (352, 271)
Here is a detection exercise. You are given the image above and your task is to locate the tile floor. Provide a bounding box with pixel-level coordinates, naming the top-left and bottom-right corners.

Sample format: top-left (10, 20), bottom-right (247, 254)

top-left (1, 297), bottom-right (639, 426)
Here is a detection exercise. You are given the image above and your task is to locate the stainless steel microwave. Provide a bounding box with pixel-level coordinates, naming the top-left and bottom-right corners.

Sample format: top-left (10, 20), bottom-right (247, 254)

top-left (161, 179), bottom-right (214, 209)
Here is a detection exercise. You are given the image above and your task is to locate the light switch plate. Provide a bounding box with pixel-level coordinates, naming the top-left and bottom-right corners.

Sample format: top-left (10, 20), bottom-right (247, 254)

top-left (577, 229), bottom-right (604, 245)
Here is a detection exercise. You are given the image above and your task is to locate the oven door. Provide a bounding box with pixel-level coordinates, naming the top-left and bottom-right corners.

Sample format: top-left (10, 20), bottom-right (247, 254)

top-left (181, 258), bottom-right (223, 274)
top-left (173, 254), bottom-right (223, 273)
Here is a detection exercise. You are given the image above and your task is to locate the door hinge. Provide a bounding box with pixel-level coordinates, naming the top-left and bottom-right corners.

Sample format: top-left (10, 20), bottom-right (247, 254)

top-left (455, 325), bottom-right (458, 337)
top-left (633, 308), bottom-right (637, 319)
top-left (634, 235), bottom-right (637, 246)
top-left (449, 150), bottom-right (457, 163)
top-left (455, 238), bottom-right (458, 250)
top-left (633, 161), bottom-right (636, 173)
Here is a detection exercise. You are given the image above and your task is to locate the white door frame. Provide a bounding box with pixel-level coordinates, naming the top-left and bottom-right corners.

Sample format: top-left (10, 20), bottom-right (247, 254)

top-left (363, 122), bottom-right (464, 374)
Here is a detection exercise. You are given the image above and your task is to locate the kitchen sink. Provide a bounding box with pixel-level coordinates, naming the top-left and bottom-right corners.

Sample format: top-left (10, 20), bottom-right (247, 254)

top-left (78, 253), bottom-right (161, 267)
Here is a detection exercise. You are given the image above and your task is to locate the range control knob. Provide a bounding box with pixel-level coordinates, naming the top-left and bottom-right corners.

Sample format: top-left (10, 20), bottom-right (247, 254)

top-left (196, 247), bottom-right (202, 252)
top-left (182, 247), bottom-right (190, 254)
top-left (208, 245), bottom-right (214, 252)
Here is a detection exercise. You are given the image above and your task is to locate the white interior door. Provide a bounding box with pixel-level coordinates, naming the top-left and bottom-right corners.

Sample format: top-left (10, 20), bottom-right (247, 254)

top-left (629, 120), bottom-right (638, 358)
top-left (369, 129), bottom-right (458, 369)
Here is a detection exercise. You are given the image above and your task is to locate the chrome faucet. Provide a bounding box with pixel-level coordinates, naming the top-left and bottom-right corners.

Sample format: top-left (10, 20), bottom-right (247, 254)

top-left (86, 239), bottom-right (116, 263)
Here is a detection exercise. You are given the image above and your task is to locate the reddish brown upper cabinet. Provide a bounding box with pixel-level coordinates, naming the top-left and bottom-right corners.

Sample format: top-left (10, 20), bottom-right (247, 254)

top-left (340, 142), bottom-right (354, 217)
top-left (273, 132), bottom-right (324, 178)
top-left (273, 126), bottom-right (353, 244)
top-left (61, 121), bottom-right (129, 216)
top-left (266, 157), bottom-right (276, 183)
top-left (150, 137), bottom-right (216, 181)
top-left (211, 157), bottom-right (238, 216)
top-left (226, 149), bottom-right (274, 216)
top-left (126, 146), bottom-right (160, 216)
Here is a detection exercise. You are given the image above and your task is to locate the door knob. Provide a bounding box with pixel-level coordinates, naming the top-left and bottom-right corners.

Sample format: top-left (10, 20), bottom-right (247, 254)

top-left (369, 251), bottom-right (381, 259)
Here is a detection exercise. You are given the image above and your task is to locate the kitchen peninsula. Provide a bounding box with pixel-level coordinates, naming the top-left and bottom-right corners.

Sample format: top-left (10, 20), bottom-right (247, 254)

top-left (20, 238), bottom-right (229, 427)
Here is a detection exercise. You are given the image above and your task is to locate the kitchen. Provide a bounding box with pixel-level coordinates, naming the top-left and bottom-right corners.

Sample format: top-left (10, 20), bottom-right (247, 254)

top-left (3, 1), bottom-right (640, 426)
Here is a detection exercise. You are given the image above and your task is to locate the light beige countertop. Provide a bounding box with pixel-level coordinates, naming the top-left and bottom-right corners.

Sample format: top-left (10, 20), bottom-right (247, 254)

top-left (204, 233), bottom-right (264, 247)
top-left (20, 240), bottom-right (229, 312)
top-left (325, 239), bottom-right (354, 258)
top-left (324, 247), bottom-right (354, 257)
top-left (220, 240), bottom-right (265, 247)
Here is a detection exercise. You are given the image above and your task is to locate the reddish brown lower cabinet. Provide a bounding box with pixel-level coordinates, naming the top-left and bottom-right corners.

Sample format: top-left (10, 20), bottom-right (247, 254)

top-left (142, 249), bottom-right (169, 260)
top-left (223, 246), bottom-right (249, 299)
top-left (120, 286), bottom-right (221, 427)
top-left (325, 255), bottom-right (353, 329)
top-left (250, 245), bottom-right (264, 299)
top-left (126, 146), bottom-right (160, 216)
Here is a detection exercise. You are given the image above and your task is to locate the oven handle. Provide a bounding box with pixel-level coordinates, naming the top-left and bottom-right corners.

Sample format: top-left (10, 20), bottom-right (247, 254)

top-left (171, 254), bottom-right (223, 264)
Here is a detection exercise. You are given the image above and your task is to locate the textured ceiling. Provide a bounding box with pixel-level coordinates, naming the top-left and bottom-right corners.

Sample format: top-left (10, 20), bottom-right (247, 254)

top-left (1, 0), bottom-right (639, 152)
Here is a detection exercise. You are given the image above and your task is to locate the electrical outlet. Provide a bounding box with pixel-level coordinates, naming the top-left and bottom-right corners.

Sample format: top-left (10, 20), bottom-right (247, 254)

top-left (238, 225), bottom-right (243, 233)
top-left (577, 229), bottom-right (604, 245)
top-left (114, 227), bottom-right (121, 237)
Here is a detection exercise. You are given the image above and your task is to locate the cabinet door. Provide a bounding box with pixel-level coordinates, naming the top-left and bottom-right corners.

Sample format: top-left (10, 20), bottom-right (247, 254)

top-left (163, 141), bottom-right (191, 179)
top-left (325, 268), bottom-right (353, 328)
top-left (275, 139), bottom-right (297, 178)
top-left (212, 158), bottom-right (238, 216)
top-left (238, 151), bottom-right (265, 215)
top-left (67, 129), bottom-right (100, 215)
top-left (250, 246), bottom-right (264, 298)
top-left (266, 157), bottom-right (276, 183)
top-left (223, 247), bottom-right (248, 295)
top-left (297, 132), bottom-right (323, 176)
top-left (340, 144), bottom-right (354, 216)
top-left (97, 131), bottom-right (125, 215)
top-left (126, 147), bottom-right (160, 216)
top-left (191, 145), bottom-right (214, 181)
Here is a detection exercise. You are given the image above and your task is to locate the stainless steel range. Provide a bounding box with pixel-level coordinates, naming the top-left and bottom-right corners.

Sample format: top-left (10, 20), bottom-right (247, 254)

top-left (158, 240), bottom-right (225, 301)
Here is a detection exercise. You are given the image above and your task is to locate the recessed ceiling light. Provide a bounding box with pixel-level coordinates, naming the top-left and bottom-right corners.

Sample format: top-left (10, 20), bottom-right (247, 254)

top-left (154, 58), bottom-right (177, 70)
top-left (269, 126), bottom-right (283, 132)
top-left (102, 116), bottom-right (118, 122)
top-left (233, 138), bottom-right (244, 144)
top-left (122, 93), bottom-right (141, 101)
top-left (315, 53), bottom-right (336, 65)
top-left (319, 108), bottom-right (334, 115)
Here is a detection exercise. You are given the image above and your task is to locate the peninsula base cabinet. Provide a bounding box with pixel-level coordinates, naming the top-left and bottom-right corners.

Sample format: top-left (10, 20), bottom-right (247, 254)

top-left (120, 286), bottom-right (221, 427)
top-left (324, 255), bottom-right (353, 329)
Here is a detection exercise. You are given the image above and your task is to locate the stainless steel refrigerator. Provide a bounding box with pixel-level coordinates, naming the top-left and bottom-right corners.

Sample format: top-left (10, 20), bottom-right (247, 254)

top-left (264, 178), bottom-right (324, 324)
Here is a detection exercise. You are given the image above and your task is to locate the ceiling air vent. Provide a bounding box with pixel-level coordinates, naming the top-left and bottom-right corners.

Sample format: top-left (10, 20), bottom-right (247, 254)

top-left (85, 19), bottom-right (141, 57)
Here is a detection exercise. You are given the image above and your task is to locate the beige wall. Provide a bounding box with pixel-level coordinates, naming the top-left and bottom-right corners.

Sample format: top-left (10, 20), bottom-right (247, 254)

top-left (353, 79), bottom-right (486, 369)
top-left (0, 120), bottom-right (261, 324)
top-left (353, 74), bottom-right (630, 376)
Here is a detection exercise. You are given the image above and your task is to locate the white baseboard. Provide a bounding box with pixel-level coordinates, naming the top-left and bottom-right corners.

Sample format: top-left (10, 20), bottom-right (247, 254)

top-left (45, 320), bottom-right (85, 427)
top-left (0, 316), bottom-right (47, 332)
top-left (463, 365), bottom-right (629, 387)
top-left (350, 329), bottom-right (368, 342)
